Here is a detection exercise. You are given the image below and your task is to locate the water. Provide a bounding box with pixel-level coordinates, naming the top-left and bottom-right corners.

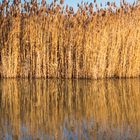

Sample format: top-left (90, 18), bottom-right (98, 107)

top-left (0, 79), bottom-right (140, 140)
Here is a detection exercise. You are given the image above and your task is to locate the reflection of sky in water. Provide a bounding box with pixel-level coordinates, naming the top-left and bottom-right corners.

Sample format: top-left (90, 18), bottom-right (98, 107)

top-left (1, 118), bottom-right (140, 140)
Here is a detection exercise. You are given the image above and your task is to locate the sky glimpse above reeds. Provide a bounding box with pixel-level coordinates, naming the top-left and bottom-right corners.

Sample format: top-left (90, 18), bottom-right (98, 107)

top-left (0, 0), bottom-right (137, 11)
top-left (21, 0), bottom-right (136, 5)
top-left (0, 0), bottom-right (136, 7)
top-left (47, 0), bottom-right (136, 9)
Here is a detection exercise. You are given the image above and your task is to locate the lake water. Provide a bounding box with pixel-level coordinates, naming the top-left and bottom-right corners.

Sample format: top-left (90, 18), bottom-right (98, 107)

top-left (0, 79), bottom-right (140, 140)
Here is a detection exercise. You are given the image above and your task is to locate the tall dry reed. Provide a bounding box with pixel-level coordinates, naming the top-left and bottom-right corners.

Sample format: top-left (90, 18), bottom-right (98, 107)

top-left (0, 0), bottom-right (140, 78)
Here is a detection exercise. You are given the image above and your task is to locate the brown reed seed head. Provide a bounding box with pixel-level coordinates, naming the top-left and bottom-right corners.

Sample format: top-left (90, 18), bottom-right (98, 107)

top-left (66, 4), bottom-right (68, 13)
top-left (107, 2), bottom-right (110, 6)
top-left (41, 0), bottom-right (46, 6)
top-left (60, 0), bottom-right (64, 5)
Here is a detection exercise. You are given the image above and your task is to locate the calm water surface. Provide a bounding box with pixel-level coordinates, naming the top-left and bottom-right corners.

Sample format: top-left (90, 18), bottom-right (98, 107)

top-left (0, 79), bottom-right (140, 140)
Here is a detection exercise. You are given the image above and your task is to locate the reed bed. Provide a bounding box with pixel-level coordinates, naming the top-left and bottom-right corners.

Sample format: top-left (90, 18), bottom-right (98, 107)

top-left (0, 79), bottom-right (140, 139)
top-left (0, 0), bottom-right (140, 78)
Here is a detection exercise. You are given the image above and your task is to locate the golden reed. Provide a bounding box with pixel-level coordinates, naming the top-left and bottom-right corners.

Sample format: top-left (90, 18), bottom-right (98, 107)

top-left (0, 79), bottom-right (140, 139)
top-left (0, 0), bottom-right (140, 78)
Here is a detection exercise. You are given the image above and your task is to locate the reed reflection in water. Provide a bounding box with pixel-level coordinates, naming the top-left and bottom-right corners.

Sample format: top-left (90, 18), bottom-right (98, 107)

top-left (0, 79), bottom-right (140, 140)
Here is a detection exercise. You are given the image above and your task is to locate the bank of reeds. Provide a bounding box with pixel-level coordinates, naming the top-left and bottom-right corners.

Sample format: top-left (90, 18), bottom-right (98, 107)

top-left (0, 0), bottom-right (140, 78)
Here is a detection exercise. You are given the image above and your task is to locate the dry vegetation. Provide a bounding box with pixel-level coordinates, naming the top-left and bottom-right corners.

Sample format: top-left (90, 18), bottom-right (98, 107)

top-left (0, 0), bottom-right (140, 78)
top-left (0, 79), bottom-right (140, 139)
